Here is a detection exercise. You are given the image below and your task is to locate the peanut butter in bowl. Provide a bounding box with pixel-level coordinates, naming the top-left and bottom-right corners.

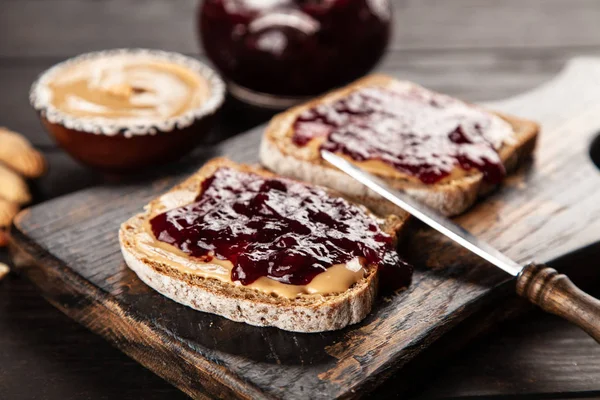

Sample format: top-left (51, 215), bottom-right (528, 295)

top-left (47, 55), bottom-right (212, 125)
top-left (30, 49), bottom-right (225, 172)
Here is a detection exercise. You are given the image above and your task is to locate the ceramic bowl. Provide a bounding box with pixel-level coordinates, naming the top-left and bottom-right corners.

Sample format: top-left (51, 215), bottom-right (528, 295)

top-left (30, 49), bottom-right (225, 173)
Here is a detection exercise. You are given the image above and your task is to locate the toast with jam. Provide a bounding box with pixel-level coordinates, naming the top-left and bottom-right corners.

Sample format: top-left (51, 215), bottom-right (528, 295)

top-left (119, 158), bottom-right (412, 332)
top-left (260, 75), bottom-right (539, 216)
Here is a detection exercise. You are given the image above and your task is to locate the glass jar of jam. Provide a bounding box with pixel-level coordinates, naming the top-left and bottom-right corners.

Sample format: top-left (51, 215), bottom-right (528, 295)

top-left (198, 0), bottom-right (392, 108)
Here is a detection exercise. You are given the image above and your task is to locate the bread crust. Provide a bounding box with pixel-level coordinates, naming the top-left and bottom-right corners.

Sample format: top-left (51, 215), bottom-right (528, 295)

top-left (260, 74), bottom-right (540, 216)
top-left (119, 158), bottom-right (408, 332)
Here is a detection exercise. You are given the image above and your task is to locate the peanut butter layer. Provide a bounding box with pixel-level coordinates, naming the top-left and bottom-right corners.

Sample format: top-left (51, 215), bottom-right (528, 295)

top-left (135, 224), bottom-right (366, 299)
top-left (300, 135), bottom-right (470, 183)
top-left (148, 166), bottom-right (401, 293)
top-left (48, 55), bottom-right (210, 123)
top-left (138, 165), bottom-right (409, 299)
top-left (290, 79), bottom-right (516, 184)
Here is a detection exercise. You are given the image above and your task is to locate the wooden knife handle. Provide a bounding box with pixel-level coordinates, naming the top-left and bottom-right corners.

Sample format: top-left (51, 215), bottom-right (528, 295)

top-left (516, 263), bottom-right (600, 343)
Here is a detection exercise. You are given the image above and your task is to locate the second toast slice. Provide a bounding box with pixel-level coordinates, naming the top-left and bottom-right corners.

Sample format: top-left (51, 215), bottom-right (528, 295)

top-left (260, 75), bottom-right (539, 216)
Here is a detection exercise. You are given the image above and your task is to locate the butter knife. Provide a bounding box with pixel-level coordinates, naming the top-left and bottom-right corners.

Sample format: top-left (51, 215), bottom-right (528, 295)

top-left (322, 150), bottom-right (600, 343)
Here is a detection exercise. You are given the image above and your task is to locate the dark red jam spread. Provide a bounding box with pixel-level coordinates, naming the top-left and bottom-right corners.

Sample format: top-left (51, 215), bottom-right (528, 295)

top-left (293, 85), bottom-right (511, 184)
top-left (150, 167), bottom-right (411, 290)
top-left (199, 0), bottom-right (390, 97)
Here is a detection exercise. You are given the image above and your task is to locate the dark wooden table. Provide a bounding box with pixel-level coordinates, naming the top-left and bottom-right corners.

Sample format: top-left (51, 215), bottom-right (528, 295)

top-left (1, 1), bottom-right (600, 399)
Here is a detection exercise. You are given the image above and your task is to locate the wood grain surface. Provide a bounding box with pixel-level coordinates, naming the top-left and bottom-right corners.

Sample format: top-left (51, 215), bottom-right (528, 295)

top-left (9, 58), bottom-right (600, 399)
top-left (4, 0), bottom-right (600, 57)
top-left (2, 1), bottom-right (600, 399)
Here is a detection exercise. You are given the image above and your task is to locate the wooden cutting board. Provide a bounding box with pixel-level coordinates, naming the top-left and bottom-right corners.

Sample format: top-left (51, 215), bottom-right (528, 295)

top-left (9, 58), bottom-right (600, 400)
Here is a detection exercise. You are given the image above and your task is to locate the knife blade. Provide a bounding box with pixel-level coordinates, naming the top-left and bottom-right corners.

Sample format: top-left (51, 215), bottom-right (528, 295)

top-left (321, 150), bottom-right (522, 276)
top-left (322, 149), bottom-right (600, 343)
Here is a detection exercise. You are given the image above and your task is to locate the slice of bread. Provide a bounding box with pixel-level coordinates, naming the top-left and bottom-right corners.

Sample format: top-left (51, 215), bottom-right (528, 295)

top-left (119, 157), bottom-right (409, 332)
top-left (260, 75), bottom-right (539, 216)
